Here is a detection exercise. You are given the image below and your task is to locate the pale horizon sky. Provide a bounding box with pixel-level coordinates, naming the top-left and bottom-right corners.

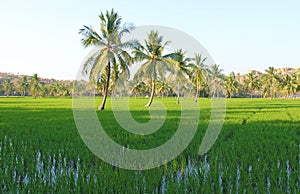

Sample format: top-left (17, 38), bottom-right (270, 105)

top-left (0, 0), bottom-right (299, 80)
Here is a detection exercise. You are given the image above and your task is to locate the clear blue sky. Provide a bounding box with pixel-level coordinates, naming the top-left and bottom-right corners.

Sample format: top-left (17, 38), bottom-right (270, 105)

top-left (0, 0), bottom-right (299, 80)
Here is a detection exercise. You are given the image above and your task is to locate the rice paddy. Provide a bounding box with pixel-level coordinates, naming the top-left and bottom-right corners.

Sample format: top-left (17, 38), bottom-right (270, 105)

top-left (0, 97), bottom-right (299, 193)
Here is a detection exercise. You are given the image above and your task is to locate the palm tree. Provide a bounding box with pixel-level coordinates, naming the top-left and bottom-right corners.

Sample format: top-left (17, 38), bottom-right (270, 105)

top-left (39, 82), bottom-right (49, 97)
top-left (19, 76), bottom-right (28, 96)
top-left (256, 79), bottom-right (263, 98)
top-left (79, 9), bottom-right (135, 110)
top-left (130, 81), bottom-right (148, 98)
top-left (49, 83), bottom-right (58, 96)
top-left (133, 30), bottom-right (177, 107)
top-left (264, 67), bottom-right (278, 98)
top-left (208, 64), bottom-right (225, 98)
top-left (110, 65), bottom-right (127, 97)
top-left (296, 68), bottom-right (300, 85)
top-left (225, 72), bottom-right (239, 98)
top-left (166, 49), bottom-right (190, 104)
top-left (244, 72), bottom-right (258, 98)
top-left (188, 54), bottom-right (208, 102)
top-left (280, 74), bottom-right (298, 98)
top-left (156, 80), bottom-right (173, 98)
top-left (4, 78), bottom-right (13, 97)
top-left (30, 73), bottom-right (40, 98)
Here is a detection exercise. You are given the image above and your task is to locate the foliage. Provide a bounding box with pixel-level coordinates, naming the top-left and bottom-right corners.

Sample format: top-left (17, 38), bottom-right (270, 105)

top-left (3, 78), bottom-right (13, 96)
top-left (132, 30), bottom-right (178, 106)
top-left (79, 9), bottom-right (135, 110)
top-left (225, 72), bottom-right (239, 98)
top-left (188, 54), bottom-right (208, 101)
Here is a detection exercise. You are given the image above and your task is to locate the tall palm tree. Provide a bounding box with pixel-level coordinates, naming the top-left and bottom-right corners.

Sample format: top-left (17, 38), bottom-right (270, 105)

top-left (79, 9), bottom-right (135, 110)
top-left (264, 67), bottom-right (278, 98)
top-left (4, 78), bottom-right (13, 97)
top-left (30, 73), bottom-right (40, 99)
top-left (166, 49), bottom-right (190, 104)
top-left (225, 72), bottom-right (239, 98)
top-left (19, 76), bottom-right (28, 96)
top-left (133, 30), bottom-right (177, 107)
top-left (188, 54), bottom-right (208, 102)
top-left (208, 64), bottom-right (225, 98)
top-left (244, 72), bottom-right (258, 98)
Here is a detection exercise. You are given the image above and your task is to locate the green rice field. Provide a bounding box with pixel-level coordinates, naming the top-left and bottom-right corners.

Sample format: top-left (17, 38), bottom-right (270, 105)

top-left (0, 97), bottom-right (299, 193)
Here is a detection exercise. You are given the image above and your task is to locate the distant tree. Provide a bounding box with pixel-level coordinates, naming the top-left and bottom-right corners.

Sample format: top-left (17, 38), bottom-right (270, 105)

top-left (264, 67), bottom-right (279, 98)
top-left (208, 64), bottom-right (225, 98)
top-left (156, 80), bottom-right (173, 98)
top-left (4, 78), bottom-right (13, 97)
top-left (19, 76), bottom-right (28, 96)
top-left (133, 30), bottom-right (177, 107)
top-left (110, 65), bottom-right (127, 97)
top-left (188, 54), bottom-right (208, 102)
top-left (30, 73), bottom-right (40, 99)
top-left (49, 83), bottom-right (58, 96)
top-left (95, 76), bottom-right (106, 96)
top-left (256, 79), bottom-right (263, 98)
top-left (60, 83), bottom-right (70, 96)
top-left (73, 81), bottom-right (88, 96)
top-left (297, 68), bottom-right (300, 92)
top-left (131, 81), bottom-right (148, 98)
top-left (280, 74), bottom-right (298, 98)
top-left (244, 72), bottom-right (258, 98)
top-left (79, 9), bottom-right (135, 110)
top-left (225, 72), bottom-right (239, 98)
top-left (39, 82), bottom-right (49, 97)
top-left (166, 49), bottom-right (190, 104)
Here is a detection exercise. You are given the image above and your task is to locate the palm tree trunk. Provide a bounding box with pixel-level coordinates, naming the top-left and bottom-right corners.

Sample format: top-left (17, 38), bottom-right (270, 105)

top-left (194, 79), bottom-right (199, 102)
top-left (99, 63), bottom-right (111, 110)
top-left (195, 88), bottom-right (199, 102)
top-left (146, 80), bottom-right (155, 107)
top-left (176, 82), bottom-right (180, 104)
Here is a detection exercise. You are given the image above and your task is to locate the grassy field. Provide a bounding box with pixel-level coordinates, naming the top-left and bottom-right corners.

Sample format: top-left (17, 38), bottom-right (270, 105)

top-left (0, 97), bottom-right (299, 193)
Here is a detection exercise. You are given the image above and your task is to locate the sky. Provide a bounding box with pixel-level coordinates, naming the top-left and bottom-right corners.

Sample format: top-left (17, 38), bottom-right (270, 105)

top-left (0, 0), bottom-right (299, 80)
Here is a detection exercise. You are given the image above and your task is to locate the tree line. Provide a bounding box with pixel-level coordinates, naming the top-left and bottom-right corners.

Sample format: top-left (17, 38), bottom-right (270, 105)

top-left (0, 73), bottom-right (73, 98)
top-left (1, 9), bottom-right (299, 110)
top-left (0, 66), bottom-right (299, 101)
top-left (78, 9), bottom-right (300, 110)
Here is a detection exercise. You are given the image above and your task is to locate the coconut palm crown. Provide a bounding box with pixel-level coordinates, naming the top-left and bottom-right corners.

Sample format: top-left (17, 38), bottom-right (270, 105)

top-left (79, 9), bottom-right (136, 110)
top-left (132, 30), bottom-right (178, 107)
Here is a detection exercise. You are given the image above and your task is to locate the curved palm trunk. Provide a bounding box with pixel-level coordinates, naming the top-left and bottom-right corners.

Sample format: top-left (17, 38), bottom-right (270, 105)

top-left (176, 82), bottom-right (180, 104)
top-left (99, 62), bottom-right (111, 110)
top-left (195, 88), bottom-right (199, 102)
top-left (33, 88), bottom-right (36, 99)
top-left (146, 80), bottom-right (155, 107)
top-left (194, 78), bottom-right (199, 102)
